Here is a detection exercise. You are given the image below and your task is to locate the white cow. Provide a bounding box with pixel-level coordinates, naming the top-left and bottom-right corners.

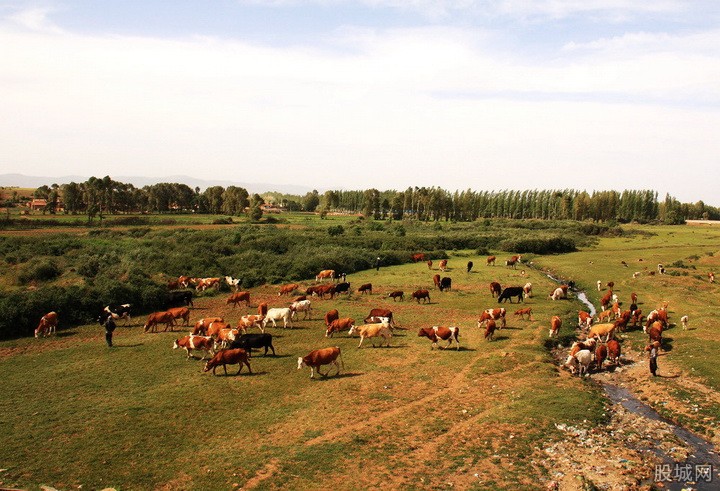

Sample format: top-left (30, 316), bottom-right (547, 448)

top-left (290, 300), bottom-right (312, 320)
top-left (348, 320), bottom-right (392, 348)
top-left (262, 308), bottom-right (294, 329)
top-left (224, 275), bottom-right (240, 290)
top-left (550, 287), bottom-right (565, 301)
top-left (566, 349), bottom-right (594, 377)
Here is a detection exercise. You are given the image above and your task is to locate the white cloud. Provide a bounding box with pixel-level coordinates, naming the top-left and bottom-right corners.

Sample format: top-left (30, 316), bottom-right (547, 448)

top-left (6, 6), bottom-right (64, 33)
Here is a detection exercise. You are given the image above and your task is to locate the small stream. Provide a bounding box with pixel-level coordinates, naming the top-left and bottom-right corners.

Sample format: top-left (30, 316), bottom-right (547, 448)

top-left (543, 270), bottom-right (719, 489)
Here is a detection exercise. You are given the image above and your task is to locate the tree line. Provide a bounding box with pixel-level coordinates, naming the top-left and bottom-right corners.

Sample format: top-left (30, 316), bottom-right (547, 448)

top-left (14, 176), bottom-right (720, 223)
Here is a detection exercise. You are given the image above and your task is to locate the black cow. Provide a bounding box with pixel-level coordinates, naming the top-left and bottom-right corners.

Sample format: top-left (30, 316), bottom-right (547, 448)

top-left (467, 261), bottom-right (473, 273)
top-left (100, 304), bottom-right (131, 325)
top-left (336, 272), bottom-right (347, 283)
top-left (498, 287), bottom-right (524, 303)
top-left (167, 290), bottom-right (193, 307)
top-left (334, 282), bottom-right (351, 294)
top-left (439, 277), bottom-right (452, 292)
top-left (229, 333), bottom-right (275, 357)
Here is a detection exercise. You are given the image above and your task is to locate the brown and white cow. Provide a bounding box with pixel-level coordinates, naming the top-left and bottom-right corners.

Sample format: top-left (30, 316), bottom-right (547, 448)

top-left (522, 282), bottom-right (533, 298)
top-left (192, 317), bottom-right (224, 335)
top-left (578, 311), bottom-right (593, 329)
top-left (486, 256), bottom-right (496, 266)
top-left (226, 291), bottom-right (251, 308)
top-left (549, 316), bottom-right (562, 337)
top-left (600, 290), bottom-right (613, 311)
top-left (238, 315), bottom-right (265, 334)
top-left (439, 259), bottom-right (448, 272)
top-left (278, 283), bottom-right (299, 296)
top-left (348, 321), bottom-right (392, 348)
top-left (315, 270), bottom-right (335, 282)
top-left (326, 318), bottom-right (355, 338)
top-left (364, 308), bottom-right (395, 328)
top-left (412, 289), bottom-right (431, 304)
top-left (505, 255), bottom-right (520, 269)
top-left (478, 308), bottom-right (506, 328)
top-left (35, 311), bottom-right (58, 338)
top-left (173, 335), bottom-right (215, 360)
top-left (418, 326), bottom-right (460, 350)
top-left (290, 300), bottom-right (312, 320)
top-left (298, 346), bottom-right (343, 378)
top-left (204, 348), bottom-right (252, 376)
top-left (196, 277), bottom-right (221, 292)
top-left (166, 307), bottom-right (191, 327)
top-left (144, 311), bottom-right (177, 333)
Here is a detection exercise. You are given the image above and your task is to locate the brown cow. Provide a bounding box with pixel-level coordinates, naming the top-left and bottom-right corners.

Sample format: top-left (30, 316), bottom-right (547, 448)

top-left (35, 311), bottom-right (58, 338)
top-left (297, 346), bottom-right (343, 378)
top-left (595, 344), bottom-right (608, 371)
top-left (364, 309), bottom-right (395, 328)
top-left (173, 335), bottom-right (215, 360)
top-left (258, 303), bottom-right (268, 316)
top-left (549, 316), bottom-right (562, 337)
top-left (166, 307), bottom-right (191, 327)
top-left (418, 326), bottom-right (460, 350)
top-left (144, 311), bottom-right (177, 333)
top-left (314, 284), bottom-right (337, 299)
top-left (411, 289), bottom-right (431, 304)
top-left (439, 259), bottom-right (448, 272)
top-left (600, 290), bottom-right (613, 311)
top-left (578, 311), bottom-right (593, 329)
top-left (203, 349), bottom-right (252, 376)
top-left (226, 291), bottom-right (251, 308)
top-left (483, 319), bottom-right (497, 341)
top-left (315, 270), bottom-right (335, 282)
top-left (427, 260), bottom-right (433, 270)
top-left (388, 291), bottom-right (404, 301)
top-left (478, 308), bottom-right (506, 328)
top-left (411, 253), bottom-right (427, 262)
top-left (486, 256), bottom-right (496, 266)
top-left (324, 309), bottom-right (339, 327)
top-left (326, 318), bottom-right (355, 338)
top-left (607, 339), bottom-right (621, 364)
top-left (647, 321), bottom-right (663, 345)
top-left (433, 274), bottom-right (441, 289)
top-left (278, 283), bottom-right (299, 296)
top-left (514, 307), bottom-right (533, 321)
top-left (358, 283), bottom-right (372, 295)
top-left (192, 317), bottom-right (224, 335)
top-left (489, 282), bottom-right (502, 298)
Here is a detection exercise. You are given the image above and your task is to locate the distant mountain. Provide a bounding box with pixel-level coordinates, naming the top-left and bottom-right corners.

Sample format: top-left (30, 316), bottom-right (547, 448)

top-left (0, 173), bottom-right (314, 196)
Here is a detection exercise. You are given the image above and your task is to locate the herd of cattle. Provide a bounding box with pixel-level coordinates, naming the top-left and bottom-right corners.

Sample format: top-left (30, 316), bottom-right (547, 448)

top-left (32, 254), bottom-right (705, 380)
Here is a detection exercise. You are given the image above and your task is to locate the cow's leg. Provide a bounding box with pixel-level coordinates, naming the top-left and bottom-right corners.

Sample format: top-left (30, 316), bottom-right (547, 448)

top-left (331, 360), bottom-right (340, 376)
top-left (223, 364), bottom-right (228, 376)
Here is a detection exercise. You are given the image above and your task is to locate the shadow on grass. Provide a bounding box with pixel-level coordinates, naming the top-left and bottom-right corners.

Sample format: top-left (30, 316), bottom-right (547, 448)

top-left (491, 335), bottom-right (511, 341)
top-left (114, 343), bottom-right (144, 348)
top-left (57, 331), bottom-right (76, 337)
top-left (312, 372), bottom-right (363, 381)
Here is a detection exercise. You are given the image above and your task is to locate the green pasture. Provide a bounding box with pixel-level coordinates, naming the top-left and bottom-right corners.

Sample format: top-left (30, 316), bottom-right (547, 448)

top-left (1, 221), bottom-right (719, 489)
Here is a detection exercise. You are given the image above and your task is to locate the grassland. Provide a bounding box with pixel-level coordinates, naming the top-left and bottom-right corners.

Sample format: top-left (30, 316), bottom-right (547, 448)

top-left (0, 221), bottom-right (719, 490)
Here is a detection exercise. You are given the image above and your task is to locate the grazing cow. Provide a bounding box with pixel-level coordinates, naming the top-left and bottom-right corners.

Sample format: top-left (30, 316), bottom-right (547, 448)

top-left (607, 281), bottom-right (615, 290)
top-left (439, 277), bottom-right (452, 292)
top-left (290, 299), bottom-right (313, 320)
top-left (611, 301), bottom-right (622, 320)
top-left (278, 283), bottom-right (299, 296)
top-left (326, 318), bottom-right (355, 338)
top-left (680, 315), bottom-right (689, 330)
top-left (467, 261), bottom-right (474, 273)
top-left (324, 309), bottom-right (339, 327)
top-left (645, 309), bottom-right (668, 329)
top-left (166, 290), bottom-right (193, 308)
top-left (427, 260), bottom-right (433, 270)
top-left (35, 311), bottom-right (58, 338)
top-left (316, 270), bottom-right (335, 282)
top-left (258, 302), bottom-right (268, 316)
top-left (226, 291), bottom-right (251, 308)
top-left (263, 308), bottom-right (294, 329)
top-left (595, 344), bottom-right (608, 371)
top-left (358, 283), bottom-right (373, 295)
top-left (505, 255), bottom-right (521, 269)
top-left (418, 326), bottom-right (460, 350)
top-left (549, 287), bottom-right (566, 301)
top-left (567, 349), bottom-right (594, 377)
top-left (597, 280), bottom-right (602, 291)
top-left (411, 253), bottom-right (427, 263)
top-left (433, 274), bottom-right (441, 289)
top-left (489, 282), bottom-right (502, 298)
top-left (298, 346), bottom-right (343, 378)
top-left (630, 292), bottom-right (638, 304)
top-left (597, 310), bottom-right (614, 323)
top-left (478, 308), bottom-right (507, 328)
top-left (388, 290), bottom-right (404, 301)
top-left (439, 259), bottom-right (448, 272)
top-left (568, 339), bottom-right (596, 359)
top-left (600, 290), bottom-right (613, 311)
top-left (224, 276), bottom-right (241, 290)
top-left (103, 304), bottom-right (132, 326)
top-left (364, 309), bottom-right (395, 328)
top-left (549, 316), bottom-right (562, 337)
top-left (647, 321), bottom-right (663, 344)
top-left (203, 348), bottom-right (252, 376)
top-left (144, 311), bottom-right (177, 333)
top-left (514, 307), bottom-right (533, 321)
top-left (613, 311), bottom-right (632, 333)
top-left (588, 323), bottom-right (616, 342)
top-left (412, 289), bottom-right (431, 304)
top-left (522, 282), bottom-right (533, 298)
top-left (578, 311), bottom-right (593, 329)
top-left (607, 339), bottom-right (621, 364)
top-left (334, 282), bottom-right (351, 294)
top-left (483, 319), bottom-right (497, 341)
top-left (173, 335), bottom-right (215, 360)
top-left (166, 307), bottom-right (191, 327)
top-left (709, 272), bottom-right (715, 283)
top-left (631, 309), bottom-right (644, 327)
top-left (229, 333), bottom-right (275, 357)
top-left (486, 256), bottom-right (496, 266)
top-left (348, 321), bottom-right (392, 348)
top-left (314, 284), bottom-right (337, 299)
top-left (498, 286), bottom-right (524, 303)
top-left (238, 315), bottom-right (265, 334)
top-left (214, 324), bottom-right (239, 349)
top-left (192, 317), bottom-right (224, 335)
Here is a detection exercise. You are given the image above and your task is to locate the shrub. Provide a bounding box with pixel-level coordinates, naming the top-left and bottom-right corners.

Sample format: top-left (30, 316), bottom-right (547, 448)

top-left (328, 225), bottom-right (345, 237)
top-left (17, 259), bottom-right (61, 284)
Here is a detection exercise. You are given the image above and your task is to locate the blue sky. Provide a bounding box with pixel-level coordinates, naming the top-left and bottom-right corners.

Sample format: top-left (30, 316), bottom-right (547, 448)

top-left (2, 1), bottom-right (720, 204)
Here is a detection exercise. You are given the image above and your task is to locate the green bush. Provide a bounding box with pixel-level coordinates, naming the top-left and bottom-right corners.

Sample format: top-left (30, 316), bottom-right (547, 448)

top-left (17, 259), bottom-right (61, 284)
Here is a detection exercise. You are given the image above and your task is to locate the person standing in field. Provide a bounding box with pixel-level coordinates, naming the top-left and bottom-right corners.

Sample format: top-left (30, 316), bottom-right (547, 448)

top-left (648, 341), bottom-right (659, 377)
top-left (102, 314), bottom-right (116, 347)
top-left (374, 257), bottom-right (381, 271)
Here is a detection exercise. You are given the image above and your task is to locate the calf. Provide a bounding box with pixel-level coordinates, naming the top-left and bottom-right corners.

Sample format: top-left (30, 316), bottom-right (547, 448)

top-left (298, 346), bottom-right (343, 378)
top-left (203, 349), bottom-right (252, 376)
top-left (549, 287), bottom-right (566, 301)
top-left (388, 290), bottom-right (404, 302)
top-left (358, 283), bottom-right (373, 295)
top-left (439, 259), bottom-right (448, 272)
top-left (326, 318), bottom-right (355, 338)
top-left (498, 287), bottom-right (524, 303)
top-left (514, 307), bottom-right (533, 321)
top-left (229, 333), bottom-right (275, 357)
top-left (348, 321), bottom-right (392, 348)
top-left (226, 291), bottom-right (251, 308)
top-left (173, 335), bottom-right (215, 360)
top-left (35, 311), bottom-right (58, 338)
top-left (412, 289), bottom-right (431, 304)
top-left (166, 307), bottom-right (191, 327)
top-left (549, 316), bottom-right (561, 337)
top-left (680, 315), bottom-right (689, 330)
top-left (418, 326), bottom-right (460, 350)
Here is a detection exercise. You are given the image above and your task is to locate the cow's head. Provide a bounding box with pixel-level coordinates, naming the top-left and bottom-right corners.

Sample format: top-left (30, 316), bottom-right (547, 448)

top-left (173, 339), bottom-right (180, 349)
top-left (348, 325), bottom-right (358, 336)
top-left (297, 357), bottom-right (307, 370)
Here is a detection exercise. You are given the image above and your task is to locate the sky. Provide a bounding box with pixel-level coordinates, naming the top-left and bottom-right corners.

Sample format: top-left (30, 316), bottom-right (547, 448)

top-left (2, 1), bottom-right (720, 204)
